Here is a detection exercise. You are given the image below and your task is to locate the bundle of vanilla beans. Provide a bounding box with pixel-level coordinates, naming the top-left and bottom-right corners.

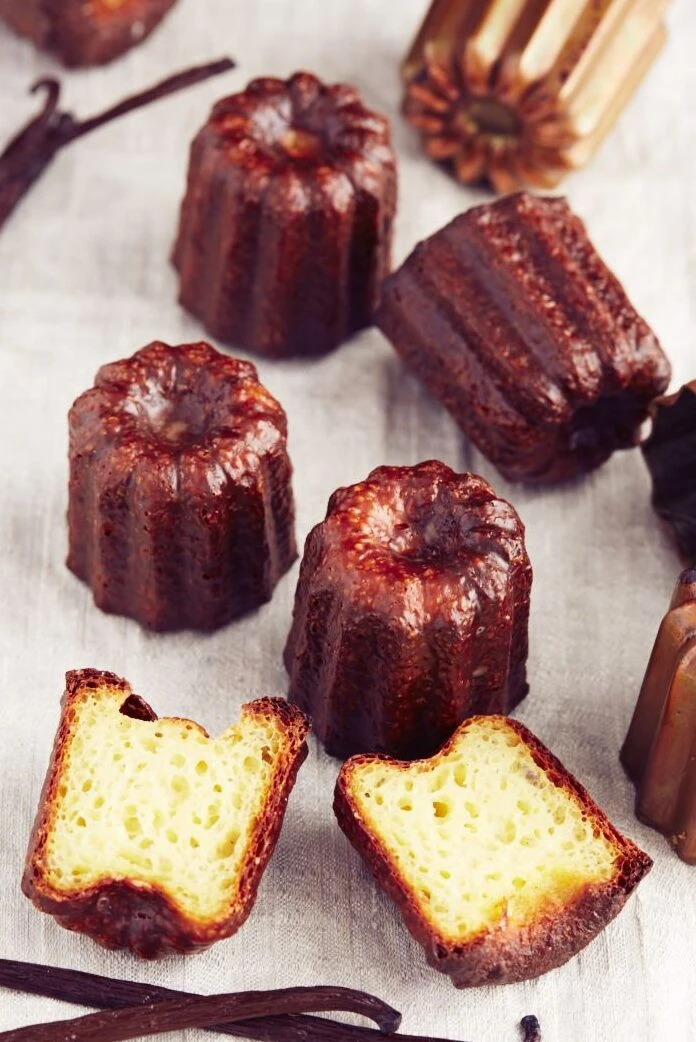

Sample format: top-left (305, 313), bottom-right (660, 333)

top-left (0, 958), bottom-right (540, 1042)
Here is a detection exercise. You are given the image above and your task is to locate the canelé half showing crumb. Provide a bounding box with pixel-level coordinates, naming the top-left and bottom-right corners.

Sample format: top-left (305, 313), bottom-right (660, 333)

top-left (335, 716), bottom-right (651, 986)
top-left (23, 670), bottom-right (309, 957)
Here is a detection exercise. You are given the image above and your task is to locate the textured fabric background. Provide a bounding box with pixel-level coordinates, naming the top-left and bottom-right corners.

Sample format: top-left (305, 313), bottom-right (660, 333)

top-left (0, 2), bottom-right (694, 1040)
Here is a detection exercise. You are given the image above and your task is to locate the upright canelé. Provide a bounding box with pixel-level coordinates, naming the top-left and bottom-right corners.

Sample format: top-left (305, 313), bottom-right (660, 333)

top-left (68, 341), bottom-right (296, 632)
top-left (0, 0), bottom-right (178, 66)
top-left (173, 71), bottom-right (397, 359)
top-left (376, 192), bottom-right (670, 484)
top-left (284, 461), bottom-right (532, 760)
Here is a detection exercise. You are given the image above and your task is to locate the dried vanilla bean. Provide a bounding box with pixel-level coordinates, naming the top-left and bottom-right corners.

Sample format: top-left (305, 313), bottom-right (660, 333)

top-left (0, 984), bottom-right (400, 1042)
top-left (0, 957), bottom-right (536, 1042)
top-left (0, 962), bottom-right (408, 1042)
top-left (0, 57), bottom-right (235, 232)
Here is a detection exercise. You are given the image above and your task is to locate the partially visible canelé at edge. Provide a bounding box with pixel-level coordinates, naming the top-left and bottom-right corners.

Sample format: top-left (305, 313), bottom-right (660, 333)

top-left (173, 71), bottom-right (397, 359)
top-left (621, 567), bottom-right (696, 865)
top-left (400, 0), bottom-right (669, 192)
top-left (285, 461), bottom-right (532, 760)
top-left (0, 0), bottom-right (178, 66)
top-left (376, 192), bottom-right (671, 484)
top-left (68, 341), bottom-right (296, 632)
top-left (642, 380), bottom-right (696, 562)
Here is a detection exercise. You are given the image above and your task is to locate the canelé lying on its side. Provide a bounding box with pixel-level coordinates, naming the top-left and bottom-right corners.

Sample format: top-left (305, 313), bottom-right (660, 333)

top-left (336, 716), bottom-right (652, 986)
top-left (401, 0), bottom-right (668, 192)
top-left (0, 0), bottom-right (178, 66)
top-left (285, 461), bottom-right (532, 760)
top-left (23, 670), bottom-right (309, 957)
top-left (68, 340), bottom-right (296, 632)
top-left (376, 192), bottom-right (670, 484)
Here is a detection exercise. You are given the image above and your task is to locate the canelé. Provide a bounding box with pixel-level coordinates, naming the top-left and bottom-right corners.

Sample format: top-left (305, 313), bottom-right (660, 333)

top-left (336, 715), bottom-right (652, 986)
top-left (621, 568), bottom-right (696, 864)
top-left (376, 192), bottom-right (670, 484)
top-left (173, 71), bottom-right (397, 359)
top-left (284, 461), bottom-right (532, 759)
top-left (23, 669), bottom-right (309, 956)
top-left (642, 380), bottom-right (696, 562)
top-left (401, 0), bottom-right (668, 192)
top-left (0, 0), bottom-right (178, 66)
top-left (68, 341), bottom-right (296, 632)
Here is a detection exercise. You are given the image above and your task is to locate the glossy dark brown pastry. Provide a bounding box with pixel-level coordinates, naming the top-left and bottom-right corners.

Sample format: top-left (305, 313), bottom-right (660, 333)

top-left (0, 0), bottom-right (178, 67)
top-left (22, 669), bottom-right (309, 957)
top-left (173, 71), bottom-right (397, 359)
top-left (68, 341), bottom-right (296, 632)
top-left (621, 568), bottom-right (696, 864)
top-left (642, 381), bottom-right (696, 561)
top-left (376, 192), bottom-right (671, 484)
top-left (284, 461), bottom-right (532, 760)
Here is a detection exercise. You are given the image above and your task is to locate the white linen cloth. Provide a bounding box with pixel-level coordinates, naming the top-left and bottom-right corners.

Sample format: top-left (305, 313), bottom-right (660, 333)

top-left (0, 1), bottom-right (694, 1039)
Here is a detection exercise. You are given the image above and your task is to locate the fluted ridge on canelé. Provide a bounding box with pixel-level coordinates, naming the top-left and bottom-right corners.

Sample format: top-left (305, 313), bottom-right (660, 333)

top-left (621, 568), bottom-right (696, 865)
top-left (173, 71), bottom-right (397, 359)
top-left (284, 461), bottom-right (532, 760)
top-left (68, 340), bottom-right (296, 632)
top-left (376, 192), bottom-right (670, 484)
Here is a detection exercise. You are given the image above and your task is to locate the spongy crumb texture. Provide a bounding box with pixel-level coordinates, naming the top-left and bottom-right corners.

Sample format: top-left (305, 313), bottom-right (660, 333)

top-left (40, 682), bottom-right (301, 922)
top-left (346, 717), bottom-right (620, 943)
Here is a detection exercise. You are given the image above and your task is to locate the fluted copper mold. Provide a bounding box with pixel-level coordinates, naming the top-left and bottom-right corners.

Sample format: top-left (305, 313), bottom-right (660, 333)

top-left (284, 461), bottom-right (532, 760)
top-left (173, 71), bottom-right (397, 360)
top-left (0, 0), bottom-right (178, 67)
top-left (621, 569), bottom-right (696, 865)
top-left (401, 0), bottom-right (668, 192)
top-left (642, 381), bottom-right (696, 563)
top-left (376, 192), bottom-right (671, 485)
top-left (68, 341), bottom-right (296, 632)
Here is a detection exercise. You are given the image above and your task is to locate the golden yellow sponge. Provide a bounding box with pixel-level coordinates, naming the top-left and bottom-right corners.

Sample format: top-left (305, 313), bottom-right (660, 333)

top-left (23, 669), bottom-right (309, 957)
top-left (335, 715), bottom-right (651, 986)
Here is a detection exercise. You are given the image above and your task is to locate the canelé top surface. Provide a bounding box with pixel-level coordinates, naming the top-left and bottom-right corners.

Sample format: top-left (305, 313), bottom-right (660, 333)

top-left (70, 341), bottom-right (287, 483)
top-left (202, 71), bottom-right (395, 189)
top-left (311, 460), bottom-right (529, 624)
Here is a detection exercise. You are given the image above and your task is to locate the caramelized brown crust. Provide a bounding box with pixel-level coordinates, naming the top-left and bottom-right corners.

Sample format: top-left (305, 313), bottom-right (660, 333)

top-left (22, 669), bottom-right (310, 958)
top-left (285, 461), bottom-right (532, 759)
top-left (68, 340), bottom-right (296, 632)
top-left (621, 568), bottom-right (696, 864)
top-left (0, 0), bottom-right (178, 66)
top-left (376, 192), bottom-right (670, 484)
top-left (335, 717), bottom-right (652, 987)
top-left (642, 381), bottom-right (696, 562)
top-left (173, 71), bottom-right (397, 359)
